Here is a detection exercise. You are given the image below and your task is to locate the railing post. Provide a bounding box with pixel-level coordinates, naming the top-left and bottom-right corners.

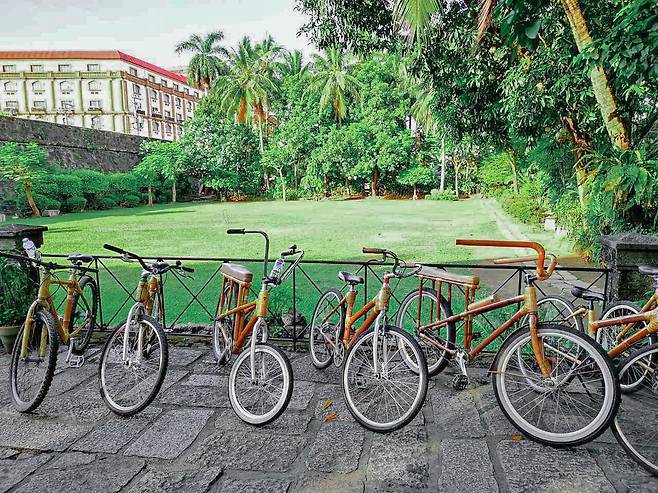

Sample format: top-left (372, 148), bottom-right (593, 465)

top-left (292, 266), bottom-right (297, 351)
top-left (94, 257), bottom-right (105, 330)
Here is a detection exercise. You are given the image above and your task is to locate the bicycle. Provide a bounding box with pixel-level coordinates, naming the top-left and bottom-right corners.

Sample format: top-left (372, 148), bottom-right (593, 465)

top-left (2, 250), bottom-right (98, 413)
top-left (98, 244), bottom-right (193, 417)
top-left (395, 239), bottom-right (620, 447)
top-left (212, 229), bottom-right (303, 426)
top-left (309, 248), bottom-right (428, 433)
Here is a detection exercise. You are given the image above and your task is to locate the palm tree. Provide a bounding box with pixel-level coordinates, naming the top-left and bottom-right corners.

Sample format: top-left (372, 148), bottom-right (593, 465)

top-left (308, 48), bottom-right (362, 124)
top-left (277, 50), bottom-right (308, 79)
top-left (393, 0), bottom-right (630, 150)
top-left (175, 30), bottom-right (229, 89)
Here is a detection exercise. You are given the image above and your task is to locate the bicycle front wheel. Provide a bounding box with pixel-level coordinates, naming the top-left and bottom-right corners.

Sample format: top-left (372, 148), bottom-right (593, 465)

top-left (310, 289), bottom-right (344, 369)
top-left (228, 343), bottom-right (293, 425)
top-left (10, 307), bottom-right (59, 412)
top-left (98, 315), bottom-right (168, 417)
top-left (343, 326), bottom-right (428, 433)
top-left (493, 323), bottom-right (619, 447)
top-left (612, 343), bottom-right (658, 476)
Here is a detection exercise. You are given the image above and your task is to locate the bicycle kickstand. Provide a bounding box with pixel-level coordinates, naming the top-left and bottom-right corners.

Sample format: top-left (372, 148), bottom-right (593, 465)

top-left (452, 351), bottom-right (469, 391)
top-left (66, 342), bottom-right (85, 368)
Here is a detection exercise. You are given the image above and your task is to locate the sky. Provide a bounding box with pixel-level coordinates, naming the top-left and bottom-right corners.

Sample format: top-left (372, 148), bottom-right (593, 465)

top-left (0, 0), bottom-right (314, 68)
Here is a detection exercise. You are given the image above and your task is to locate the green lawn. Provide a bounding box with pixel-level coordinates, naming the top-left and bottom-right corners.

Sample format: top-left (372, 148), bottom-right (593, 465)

top-left (18, 197), bottom-right (573, 333)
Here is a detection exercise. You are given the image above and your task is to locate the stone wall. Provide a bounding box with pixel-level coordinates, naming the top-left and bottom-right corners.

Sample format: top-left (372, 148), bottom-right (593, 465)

top-left (0, 116), bottom-right (148, 172)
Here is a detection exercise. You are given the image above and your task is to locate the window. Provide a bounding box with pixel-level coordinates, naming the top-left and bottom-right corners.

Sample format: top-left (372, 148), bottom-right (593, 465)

top-left (153, 122), bottom-right (160, 134)
top-left (194, 91), bottom-right (199, 98)
top-left (59, 81), bottom-right (73, 93)
top-left (5, 100), bottom-right (18, 109)
top-left (3, 81), bottom-right (17, 93)
top-left (58, 64), bottom-right (71, 71)
top-left (166, 123), bottom-right (173, 135)
top-left (132, 83), bottom-right (142, 95)
top-left (165, 110), bottom-right (171, 118)
top-left (33, 100), bottom-right (46, 109)
top-left (161, 79), bottom-right (167, 87)
top-left (2, 64), bottom-right (16, 73)
top-left (32, 81), bottom-right (45, 93)
top-left (88, 80), bottom-right (102, 91)
top-left (173, 83), bottom-right (179, 91)
top-left (148, 75), bottom-right (155, 83)
top-left (129, 67), bottom-right (138, 76)
top-left (60, 100), bottom-right (74, 110)
top-left (164, 94), bottom-right (170, 105)
top-left (150, 89), bottom-right (158, 102)
top-left (90, 115), bottom-right (102, 129)
top-left (89, 100), bottom-right (102, 109)
top-left (30, 64), bottom-right (43, 72)
top-left (87, 63), bottom-right (100, 71)
top-left (186, 101), bottom-right (192, 111)
top-left (175, 97), bottom-right (181, 107)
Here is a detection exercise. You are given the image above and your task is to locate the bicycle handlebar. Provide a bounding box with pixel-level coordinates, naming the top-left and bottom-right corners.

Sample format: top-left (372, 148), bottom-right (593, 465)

top-left (104, 245), bottom-right (193, 275)
top-left (456, 239), bottom-right (556, 281)
top-left (226, 228), bottom-right (270, 278)
top-left (0, 251), bottom-right (97, 273)
top-left (226, 228), bottom-right (245, 235)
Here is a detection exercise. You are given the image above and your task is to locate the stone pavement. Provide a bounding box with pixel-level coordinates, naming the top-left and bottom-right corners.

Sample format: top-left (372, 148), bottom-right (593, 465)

top-left (0, 345), bottom-right (656, 493)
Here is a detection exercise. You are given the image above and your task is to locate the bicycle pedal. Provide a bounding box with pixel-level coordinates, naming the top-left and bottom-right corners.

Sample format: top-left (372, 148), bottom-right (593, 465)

top-left (67, 353), bottom-right (85, 368)
top-left (452, 374), bottom-right (469, 391)
top-left (471, 332), bottom-right (481, 340)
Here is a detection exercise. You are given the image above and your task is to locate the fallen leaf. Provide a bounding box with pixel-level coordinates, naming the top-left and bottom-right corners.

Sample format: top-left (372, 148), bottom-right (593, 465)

top-left (322, 399), bottom-right (333, 410)
top-left (324, 411), bottom-right (338, 422)
top-left (511, 434), bottom-right (523, 441)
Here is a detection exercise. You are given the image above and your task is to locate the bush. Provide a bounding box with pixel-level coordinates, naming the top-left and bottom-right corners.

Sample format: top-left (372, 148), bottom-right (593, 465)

top-left (122, 194), bottom-right (141, 208)
top-left (33, 193), bottom-right (61, 211)
top-left (424, 189), bottom-right (458, 201)
top-left (478, 151), bottom-right (514, 192)
top-left (62, 196), bottom-right (87, 212)
top-left (500, 194), bottom-right (546, 224)
top-left (0, 256), bottom-right (33, 325)
top-left (97, 195), bottom-right (118, 210)
top-left (52, 174), bottom-right (83, 200)
top-left (108, 173), bottom-right (140, 196)
top-left (73, 169), bottom-right (109, 207)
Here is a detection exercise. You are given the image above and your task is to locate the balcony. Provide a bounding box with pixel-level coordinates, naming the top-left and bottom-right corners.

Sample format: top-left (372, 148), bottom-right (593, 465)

top-left (88, 106), bottom-right (103, 112)
top-left (165, 116), bottom-right (175, 122)
top-left (31, 107), bottom-right (47, 113)
top-left (151, 111), bottom-right (162, 118)
top-left (136, 109), bottom-right (145, 115)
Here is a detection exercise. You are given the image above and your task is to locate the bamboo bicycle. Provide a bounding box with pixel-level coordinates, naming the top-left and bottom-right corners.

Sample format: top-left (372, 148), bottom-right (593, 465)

top-left (310, 248), bottom-right (428, 433)
top-left (2, 250), bottom-right (98, 412)
top-left (395, 239), bottom-right (620, 447)
top-left (98, 244), bottom-right (193, 416)
top-left (212, 229), bottom-right (303, 425)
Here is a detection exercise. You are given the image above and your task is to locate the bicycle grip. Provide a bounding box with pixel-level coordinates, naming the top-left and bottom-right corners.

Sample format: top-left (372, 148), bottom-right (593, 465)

top-left (181, 266), bottom-right (195, 273)
top-left (226, 228), bottom-right (245, 235)
top-left (103, 244), bottom-right (125, 255)
top-left (363, 248), bottom-right (385, 255)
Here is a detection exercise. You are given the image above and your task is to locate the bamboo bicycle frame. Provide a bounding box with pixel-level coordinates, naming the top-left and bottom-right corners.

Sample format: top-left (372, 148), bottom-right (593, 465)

top-left (215, 273), bottom-right (268, 352)
top-left (22, 269), bottom-right (87, 358)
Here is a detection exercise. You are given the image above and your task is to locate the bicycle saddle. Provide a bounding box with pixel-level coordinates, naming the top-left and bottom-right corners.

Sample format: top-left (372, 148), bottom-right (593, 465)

top-left (221, 263), bottom-right (253, 283)
top-left (67, 254), bottom-right (94, 263)
top-left (639, 265), bottom-right (658, 276)
top-left (338, 271), bottom-right (364, 285)
top-left (571, 286), bottom-right (605, 302)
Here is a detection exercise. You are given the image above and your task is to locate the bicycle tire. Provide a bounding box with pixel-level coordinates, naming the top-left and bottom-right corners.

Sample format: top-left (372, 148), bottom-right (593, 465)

top-left (310, 288), bottom-right (344, 369)
top-left (10, 307), bottom-right (59, 413)
top-left (521, 295), bottom-right (583, 333)
top-left (396, 287), bottom-right (455, 376)
top-left (70, 275), bottom-right (98, 354)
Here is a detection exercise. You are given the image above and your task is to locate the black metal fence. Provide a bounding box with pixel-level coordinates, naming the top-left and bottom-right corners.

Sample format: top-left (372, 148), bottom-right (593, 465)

top-left (38, 253), bottom-right (612, 350)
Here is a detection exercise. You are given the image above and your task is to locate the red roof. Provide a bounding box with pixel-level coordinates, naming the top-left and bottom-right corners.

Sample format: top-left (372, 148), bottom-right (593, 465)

top-left (0, 50), bottom-right (189, 84)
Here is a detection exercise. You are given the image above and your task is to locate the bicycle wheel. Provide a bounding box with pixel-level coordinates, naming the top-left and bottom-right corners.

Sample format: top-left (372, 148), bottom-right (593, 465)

top-left (70, 276), bottom-right (98, 353)
top-left (228, 343), bottom-right (293, 425)
top-left (343, 325), bottom-right (428, 433)
top-left (396, 287), bottom-right (455, 376)
top-left (493, 323), bottom-right (620, 447)
top-left (10, 307), bottom-right (59, 413)
top-left (310, 289), bottom-right (344, 369)
top-left (612, 343), bottom-right (658, 476)
top-left (521, 295), bottom-right (583, 332)
top-left (212, 317), bottom-right (232, 365)
top-left (98, 314), bottom-right (168, 417)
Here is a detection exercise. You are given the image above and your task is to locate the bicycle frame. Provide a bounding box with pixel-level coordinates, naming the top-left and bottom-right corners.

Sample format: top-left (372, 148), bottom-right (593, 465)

top-left (590, 309), bottom-right (658, 358)
top-left (122, 270), bottom-right (162, 361)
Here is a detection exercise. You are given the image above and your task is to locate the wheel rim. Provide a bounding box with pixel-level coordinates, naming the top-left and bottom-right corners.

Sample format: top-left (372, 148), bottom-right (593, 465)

top-left (229, 345), bottom-right (290, 424)
top-left (397, 291), bottom-right (449, 373)
top-left (213, 318), bottom-right (231, 362)
top-left (310, 291), bottom-right (341, 366)
top-left (343, 329), bottom-right (426, 430)
top-left (521, 297), bottom-right (579, 331)
top-left (100, 320), bottom-right (165, 413)
top-left (12, 316), bottom-right (54, 406)
top-left (71, 281), bottom-right (96, 351)
top-left (612, 346), bottom-right (658, 474)
top-left (497, 328), bottom-right (614, 443)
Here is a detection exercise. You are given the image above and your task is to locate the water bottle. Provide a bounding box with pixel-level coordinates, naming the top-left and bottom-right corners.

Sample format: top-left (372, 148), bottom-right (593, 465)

top-left (270, 257), bottom-right (285, 280)
top-left (22, 238), bottom-right (38, 259)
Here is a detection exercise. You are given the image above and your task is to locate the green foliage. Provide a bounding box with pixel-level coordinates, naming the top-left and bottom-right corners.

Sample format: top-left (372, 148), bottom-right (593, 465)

top-left (478, 151), bottom-right (514, 189)
top-left (33, 193), bottom-right (61, 211)
top-left (424, 189), bottom-right (458, 201)
top-left (0, 256), bottom-right (32, 326)
top-left (0, 142), bottom-right (48, 183)
top-left (500, 193), bottom-right (546, 225)
top-left (123, 194), bottom-right (141, 208)
top-left (62, 196), bottom-right (87, 212)
top-left (398, 165), bottom-right (435, 187)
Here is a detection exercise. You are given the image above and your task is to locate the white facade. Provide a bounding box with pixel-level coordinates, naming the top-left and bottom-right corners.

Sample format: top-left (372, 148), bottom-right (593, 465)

top-left (0, 52), bottom-right (201, 140)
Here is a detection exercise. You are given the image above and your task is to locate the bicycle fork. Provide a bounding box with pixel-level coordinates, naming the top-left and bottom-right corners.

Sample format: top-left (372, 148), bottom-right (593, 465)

top-left (123, 303), bottom-right (145, 364)
top-left (372, 312), bottom-right (387, 377)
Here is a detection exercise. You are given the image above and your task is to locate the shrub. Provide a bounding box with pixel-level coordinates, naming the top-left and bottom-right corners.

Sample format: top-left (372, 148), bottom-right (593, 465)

top-left (122, 194), bottom-right (141, 208)
top-left (108, 172), bottom-right (140, 196)
top-left (0, 256), bottom-right (33, 325)
top-left (478, 151), bottom-right (514, 192)
top-left (33, 193), bottom-right (61, 211)
top-left (500, 194), bottom-right (546, 224)
top-left (62, 196), bottom-right (87, 212)
top-left (73, 169), bottom-right (110, 207)
top-left (424, 188), bottom-right (459, 201)
top-left (97, 196), bottom-right (118, 210)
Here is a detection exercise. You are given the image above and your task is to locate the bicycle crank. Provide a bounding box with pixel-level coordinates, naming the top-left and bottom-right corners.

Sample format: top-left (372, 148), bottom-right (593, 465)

top-left (452, 374), bottom-right (469, 391)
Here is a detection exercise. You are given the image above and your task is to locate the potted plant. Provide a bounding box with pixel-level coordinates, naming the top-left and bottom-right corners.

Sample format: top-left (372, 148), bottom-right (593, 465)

top-left (0, 255), bottom-right (33, 352)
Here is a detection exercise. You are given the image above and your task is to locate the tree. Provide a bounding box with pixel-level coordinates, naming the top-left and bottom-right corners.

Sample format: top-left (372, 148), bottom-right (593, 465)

top-left (175, 30), bottom-right (229, 89)
top-left (398, 165), bottom-right (435, 199)
top-left (308, 48), bottom-right (362, 124)
top-left (0, 143), bottom-right (47, 216)
top-left (136, 141), bottom-right (188, 204)
top-left (277, 50), bottom-right (308, 79)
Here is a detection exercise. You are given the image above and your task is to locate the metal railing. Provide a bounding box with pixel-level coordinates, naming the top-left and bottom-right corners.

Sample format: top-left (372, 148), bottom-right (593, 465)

top-left (35, 253), bottom-right (612, 351)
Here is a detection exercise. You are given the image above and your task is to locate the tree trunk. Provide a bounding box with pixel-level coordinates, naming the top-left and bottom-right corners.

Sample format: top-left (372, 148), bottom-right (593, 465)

top-left (172, 181), bottom-right (177, 203)
top-left (509, 152), bottom-right (519, 194)
top-left (147, 186), bottom-right (153, 206)
top-left (372, 167), bottom-right (378, 197)
top-left (324, 174), bottom-right (329, 197)
top-left (564, 115), bottom-right (591, 207)
top-left (278, 168), bottom-right (286, 201)
top-left (559, 0), bottom-right (630, 150)
top-left (454, 159), bottom-right (459, 198)
top-left (440, 136), bottom-right (446, 193)
top-left (25, 179), bottom-right (41, 217)
top-left (413, 185), bottom-right (418, 200)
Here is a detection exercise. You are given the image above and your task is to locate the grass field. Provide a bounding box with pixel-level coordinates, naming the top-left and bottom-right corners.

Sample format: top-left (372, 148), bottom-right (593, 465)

top-left (18, 197), bottom-right (573, 333)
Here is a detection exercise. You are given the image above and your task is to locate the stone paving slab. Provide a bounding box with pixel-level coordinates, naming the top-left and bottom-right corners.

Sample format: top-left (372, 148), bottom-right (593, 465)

top-left (1, 345), bottom-right (657, 492)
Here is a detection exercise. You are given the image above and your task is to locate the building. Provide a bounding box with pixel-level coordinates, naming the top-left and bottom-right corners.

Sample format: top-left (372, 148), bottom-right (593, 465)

top-left (0, 51), bottom-right (202, 140)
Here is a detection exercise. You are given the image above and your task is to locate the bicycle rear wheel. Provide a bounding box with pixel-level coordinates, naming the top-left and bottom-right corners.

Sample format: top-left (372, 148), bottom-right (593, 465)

top-left (493, 323), bottom-right (620, 447)
top-left (521, 295), bottom-right (583, 332)
top-left (10, 307), bottom-right (59, 412)
top-left (70, 275), bottom-right (98, 353)
top-left (310, 289), bottom-right (344, 369)
top-left (98, 314), bottom-right (168, 417)
top-left (228, 343), bottom-right (293, 425)
top-left (612, 343), bottom-right (658, 476)
top-left (343, 325), bottom-right (428, 433)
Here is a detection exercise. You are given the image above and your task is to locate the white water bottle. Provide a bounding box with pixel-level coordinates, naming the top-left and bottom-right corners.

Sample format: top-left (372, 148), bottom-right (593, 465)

top-left (22, 238), bottom-right (37, 259)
